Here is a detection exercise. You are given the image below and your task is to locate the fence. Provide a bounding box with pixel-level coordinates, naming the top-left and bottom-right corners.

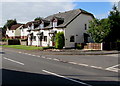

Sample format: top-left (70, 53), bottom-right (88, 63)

top-left (103, 42), bottom-right (120, 50)
top-left (8, 39), bottom-right (20, 45)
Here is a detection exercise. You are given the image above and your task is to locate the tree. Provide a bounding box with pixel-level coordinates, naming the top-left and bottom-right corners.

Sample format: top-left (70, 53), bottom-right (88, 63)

top-left (55, 32), bottom-right (65, 49)
top-left (4, 19), bottom-right (17, 29)
top-left (34, 17), bottom-right (42, 21)
top-left (87, 18), bottom-right (110, 43)
top-left (108, 5), bottom-right (120, 42)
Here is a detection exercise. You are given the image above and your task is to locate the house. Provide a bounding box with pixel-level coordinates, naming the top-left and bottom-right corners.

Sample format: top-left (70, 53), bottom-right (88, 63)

top-left (118, 1), bottom-right (120, 11)
top-left (20, 22), bottom-right (33, 39)
top-left (27, 9), bottom-right (94, 48)
top-left (6, 24), bottom-right (23, 39)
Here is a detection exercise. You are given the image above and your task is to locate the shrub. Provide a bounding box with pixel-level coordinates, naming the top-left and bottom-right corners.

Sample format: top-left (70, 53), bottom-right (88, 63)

top-left (75, 43), bottom-right (84, 49)
top-left (55, 32), bottom-right (65, 49)
top-left (1, 38), bottom-right (7, 41)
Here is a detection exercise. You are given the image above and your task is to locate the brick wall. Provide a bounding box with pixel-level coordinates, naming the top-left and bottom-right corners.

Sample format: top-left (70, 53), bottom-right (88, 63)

top-left (84, 43), bottom-right (102, 50)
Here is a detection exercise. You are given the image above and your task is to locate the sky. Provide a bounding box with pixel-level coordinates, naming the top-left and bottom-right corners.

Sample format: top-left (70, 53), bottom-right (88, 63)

top-left (0, 0), bottom-right (119, 27)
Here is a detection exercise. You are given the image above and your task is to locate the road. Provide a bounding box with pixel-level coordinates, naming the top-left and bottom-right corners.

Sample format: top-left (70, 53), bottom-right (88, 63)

top-left (1, 48), bottom-right (120, 86)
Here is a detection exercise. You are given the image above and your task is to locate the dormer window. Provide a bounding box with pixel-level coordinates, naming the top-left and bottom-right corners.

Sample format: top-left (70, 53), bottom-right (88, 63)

top-left (40, 23), bottom-right (44, 29)
top-left (53, 19), bottom-right (57, 27)
top-left (31, 23), bottom-right (34, 29)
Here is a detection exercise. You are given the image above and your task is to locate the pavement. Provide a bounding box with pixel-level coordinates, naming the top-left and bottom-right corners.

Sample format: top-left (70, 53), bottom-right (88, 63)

top-left (1, 47), bottom-right (120, 86)
top-left (2, 47), bottom-right (120, 55)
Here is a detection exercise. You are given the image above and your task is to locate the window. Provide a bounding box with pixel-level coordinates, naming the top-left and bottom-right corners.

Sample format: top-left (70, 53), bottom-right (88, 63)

top-left (33, 36), bottom-right (36, 41)
top-left (70, 36), bottom-right (74, 42)
top-left (22, 29), bottom-right (23, 32)
top-left (40, 23), bottom-right (44, 29)
top-left (53, 22), bottom-right (57, 27)
top-left (12, 30), bottom-right (14, 33)
top-left (44, 36), bottom-right (47, 42)
top-left (85, 24), bottom-right (87, 30)
top-left (40, 36), bottom-right (43, 41)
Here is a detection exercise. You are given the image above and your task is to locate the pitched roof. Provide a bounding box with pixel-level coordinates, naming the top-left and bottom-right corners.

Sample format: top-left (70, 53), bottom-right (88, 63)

top-left (10, 24), bottom-right (23, 30)
top-left (44, 9), bottom-right (94, 28)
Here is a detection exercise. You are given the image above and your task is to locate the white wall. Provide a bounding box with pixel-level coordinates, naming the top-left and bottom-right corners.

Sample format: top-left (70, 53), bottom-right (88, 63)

top-left (15, 27), bottom-right (21, 36)
top-left (6, 29), bottom-right (15, 37)
top-left (64, 13), bottom-right (93, 48)
top-left (21, 28), bottom-right (29, 36)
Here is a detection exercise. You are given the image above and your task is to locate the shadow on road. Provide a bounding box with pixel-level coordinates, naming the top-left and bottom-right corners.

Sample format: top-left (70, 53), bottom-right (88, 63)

top-left (1, 69), bottom-right (119, 86)
top-left (2, 69), bottom-right (83, 86)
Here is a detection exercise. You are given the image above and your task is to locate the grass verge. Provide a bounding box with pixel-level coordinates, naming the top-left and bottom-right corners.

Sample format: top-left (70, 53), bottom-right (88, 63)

top-left (2, 45), bottom-right (47, 50)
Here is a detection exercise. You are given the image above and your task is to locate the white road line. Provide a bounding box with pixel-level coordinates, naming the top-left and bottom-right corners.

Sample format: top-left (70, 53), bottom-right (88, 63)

top-left (105, 64), bottom-right (120, 72)
top-left (78, 63), bottom-right (89, 67)
top-left (90, 66), bottom-right (102, 69)
top-left (3, 57), bottom-right (24, 65)
top-left (32, 55), bottom-right (36, 57)
top-left (53, 58), bottom-right (59, 61)
top-left (41, 56), bottom-right (45, 58)
top-left (42, 70), bottom-right (92, 86)
top-left (14, 52), bottom-right (120, 73)
top-left (68, 62), bottom-right (77, 65)
top-left (46, 58), bottom-right (52, 60)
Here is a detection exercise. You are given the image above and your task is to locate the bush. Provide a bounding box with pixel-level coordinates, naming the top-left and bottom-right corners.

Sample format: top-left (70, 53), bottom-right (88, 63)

top-left (75, 43), bottom-right (84, 49)
top-left (1, 38), bottom-right (7, 41)
top-left (55, 32), bottom-right (65, 49)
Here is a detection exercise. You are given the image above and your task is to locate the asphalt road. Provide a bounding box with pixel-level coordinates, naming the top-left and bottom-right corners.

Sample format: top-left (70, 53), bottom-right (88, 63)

top-left (1, 48), bottom-right (120, 86)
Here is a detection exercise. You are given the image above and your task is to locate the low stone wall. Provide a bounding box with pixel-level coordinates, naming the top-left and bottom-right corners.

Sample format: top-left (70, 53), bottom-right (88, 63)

top-left (0, 41), bottom-right (8, 45)
top-left (84, 43), bottom-right (102, 50)
top-left (20, 40), bottom-right (28, 46)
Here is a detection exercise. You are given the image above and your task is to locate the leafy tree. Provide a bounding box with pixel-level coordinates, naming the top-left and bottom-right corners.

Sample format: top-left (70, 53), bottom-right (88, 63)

top-left (34, 17), bottom-right (43, 21)
top-left (108, 5), bottom-right (120, 42)
top-left (55, 32), bottom-right (65, 49)
top-left (87, 18), bottom-right (110, 43)
top-left (4, 19), bottom-right (17, 29)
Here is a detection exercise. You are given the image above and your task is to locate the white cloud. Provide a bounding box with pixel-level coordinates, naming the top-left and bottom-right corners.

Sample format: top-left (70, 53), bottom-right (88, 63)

top-left (1, 2), bottom-right (76, 26)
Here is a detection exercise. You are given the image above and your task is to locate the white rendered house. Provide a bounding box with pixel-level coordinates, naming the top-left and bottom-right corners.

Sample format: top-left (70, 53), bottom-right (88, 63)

top-left (27, 9), bottom-right (94, 48)
top-left (6, 24), bottom-right (23, 39)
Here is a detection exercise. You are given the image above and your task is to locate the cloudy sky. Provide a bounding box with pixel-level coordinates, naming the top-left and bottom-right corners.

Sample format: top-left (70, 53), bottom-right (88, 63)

top-left (0, 0), bottom-right (119, 27)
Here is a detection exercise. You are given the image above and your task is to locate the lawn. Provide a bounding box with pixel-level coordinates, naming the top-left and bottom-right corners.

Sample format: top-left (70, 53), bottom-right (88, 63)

top-left (2, 45), bottom-right (46, 50)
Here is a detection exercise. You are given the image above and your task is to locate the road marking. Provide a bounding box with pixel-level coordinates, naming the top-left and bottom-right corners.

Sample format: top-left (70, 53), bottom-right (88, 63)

top-left (106, 64), bottom-right (120, 72)
top-left (78, 63), bottom-right (89, 67)
top-left (53, 58), bottom-right (59, 61)
top-left (41, 56), bottom-right (45, 58)
top-left (46, 58), bottom-right (52, 60)
top-left (42, 70), bottom-right (92, 86)
top-left (32, 55), bottom-right (36, 57)
top-left (68, 62), bottom-right (77, 65)
top-left (3, 57), bottom-right (24, 65)
top-left (90, 66), bottom-right (102, 69)
top-left (15, 52), bottom-right (119, 73)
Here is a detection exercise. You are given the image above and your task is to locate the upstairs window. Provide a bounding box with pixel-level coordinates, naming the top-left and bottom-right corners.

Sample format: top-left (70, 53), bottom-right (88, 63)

top-left (40, 23), bottom-right (44, 29)
top-left (52, 19), bottom-right (57, 27)
top-left (85, 24), bottom-right (87, 30)
top-left (70, 36), bottom-right (74, 42)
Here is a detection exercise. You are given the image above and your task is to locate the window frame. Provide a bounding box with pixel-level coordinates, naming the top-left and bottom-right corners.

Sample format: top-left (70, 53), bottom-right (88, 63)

top-left (44, 36), bottom-right (47, 42)
top-left (70, 35), bottom-right (75, 42)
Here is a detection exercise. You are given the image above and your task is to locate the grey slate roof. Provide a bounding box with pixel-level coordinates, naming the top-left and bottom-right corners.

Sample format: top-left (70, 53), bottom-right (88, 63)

top-left (44, 9), bottom-right (94, 28)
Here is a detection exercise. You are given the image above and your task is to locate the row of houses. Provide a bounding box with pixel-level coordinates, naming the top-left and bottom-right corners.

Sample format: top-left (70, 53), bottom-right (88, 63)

top-left (6, 9), bottom-right (94, 48)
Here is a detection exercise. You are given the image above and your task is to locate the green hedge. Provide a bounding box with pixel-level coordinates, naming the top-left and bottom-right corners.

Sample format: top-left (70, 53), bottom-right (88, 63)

top-left (55, 32), bottom-right (65, 49)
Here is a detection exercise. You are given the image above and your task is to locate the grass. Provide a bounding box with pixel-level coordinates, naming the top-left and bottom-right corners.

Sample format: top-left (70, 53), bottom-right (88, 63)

top-left (2, 45), bottom-right (47, 50)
